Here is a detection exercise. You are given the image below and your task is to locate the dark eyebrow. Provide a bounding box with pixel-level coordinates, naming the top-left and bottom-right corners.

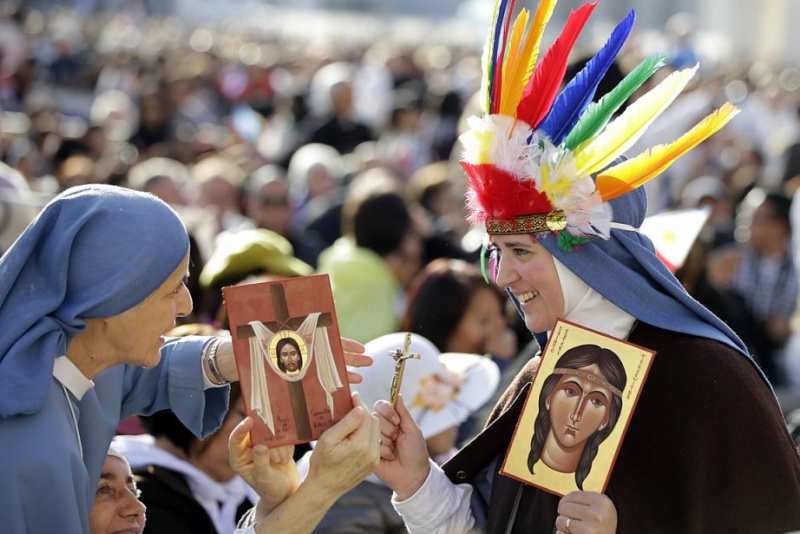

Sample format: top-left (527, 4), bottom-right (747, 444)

top-left (498, 238), bottom-right (536, 249)
top-left (586, 387), bottom-right (613, 403)
top-left (562, 379), bottom-right (584, 394)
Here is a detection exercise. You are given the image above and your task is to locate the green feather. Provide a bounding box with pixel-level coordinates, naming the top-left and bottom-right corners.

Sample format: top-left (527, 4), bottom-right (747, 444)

top-left (480, 240), bottom-right (492, 284)
top-left (564, 53), bottom-right (668, 151)
top-left (557, 231), bottom-right (594, 251)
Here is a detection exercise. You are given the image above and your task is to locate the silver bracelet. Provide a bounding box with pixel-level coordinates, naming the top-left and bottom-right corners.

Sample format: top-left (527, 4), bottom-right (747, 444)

top-left (206, 338), bottom-right (231, 384)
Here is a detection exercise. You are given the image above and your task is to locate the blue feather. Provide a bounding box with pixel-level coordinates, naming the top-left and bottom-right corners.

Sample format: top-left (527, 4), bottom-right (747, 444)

top-left (488, 0), bottom-right (512, 114)
top-left (538, 9), bottom-right (636, 144)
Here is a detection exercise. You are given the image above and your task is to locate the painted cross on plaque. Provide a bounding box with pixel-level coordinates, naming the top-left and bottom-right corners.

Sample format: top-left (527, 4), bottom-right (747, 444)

top-left (224, 274), bottom-right (352, 446)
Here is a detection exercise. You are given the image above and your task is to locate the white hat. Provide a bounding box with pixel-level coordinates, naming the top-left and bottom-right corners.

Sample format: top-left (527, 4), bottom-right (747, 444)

top-left (106, 446), bottom-right (131, 469)
top-left (357, 332), bottom-right (501, 439)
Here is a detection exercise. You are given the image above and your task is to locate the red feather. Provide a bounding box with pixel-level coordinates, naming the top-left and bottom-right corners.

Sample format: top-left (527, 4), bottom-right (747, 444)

top-left (516, 1), bottom-right (597, 129)
top-left (461, 162), bottom-right (553, 224)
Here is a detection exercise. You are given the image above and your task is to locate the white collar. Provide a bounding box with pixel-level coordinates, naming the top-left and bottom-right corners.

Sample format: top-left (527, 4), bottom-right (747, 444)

top-left (52, 356), bottom-right (95, 400)
top-left (554, 258), bottom-right (636, 340)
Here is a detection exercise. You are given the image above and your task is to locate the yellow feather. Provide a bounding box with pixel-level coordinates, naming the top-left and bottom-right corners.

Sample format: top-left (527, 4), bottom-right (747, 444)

top-left (519, 0), bottom-right (557, 93)
top-left (596, 103), bottom-right (739, 201)
top-left (526, 0), bottom-right (557, 68)
top-left (498, 9), bottom-right (530, 116)
top-left (480, 0), bottom-right (504, 115)
top-left (475, 129), bottom-right (497, 165)
top-left (542, 166), bottom-right (574, 199)
top-left (575, 65), bottom-right (698, 176)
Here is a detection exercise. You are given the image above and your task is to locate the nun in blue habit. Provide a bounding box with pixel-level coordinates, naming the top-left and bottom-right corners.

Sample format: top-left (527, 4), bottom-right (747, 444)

top-left (0, 184), bottom-right (236, 533)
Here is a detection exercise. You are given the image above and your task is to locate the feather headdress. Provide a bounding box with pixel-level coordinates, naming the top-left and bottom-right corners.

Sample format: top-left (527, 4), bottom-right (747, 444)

top-left (461, 0), bottom-right (738, 250)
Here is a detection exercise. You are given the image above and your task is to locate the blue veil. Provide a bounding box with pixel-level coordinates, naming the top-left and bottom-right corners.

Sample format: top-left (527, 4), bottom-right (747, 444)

top-left (0, 184), bottom-right (190, 418)
top-left (537, 187), bottom-right (767, 380)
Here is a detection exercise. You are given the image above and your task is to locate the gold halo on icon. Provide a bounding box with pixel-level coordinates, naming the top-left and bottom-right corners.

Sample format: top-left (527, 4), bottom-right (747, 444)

top-left (268, 330), bottom-right (308, 376)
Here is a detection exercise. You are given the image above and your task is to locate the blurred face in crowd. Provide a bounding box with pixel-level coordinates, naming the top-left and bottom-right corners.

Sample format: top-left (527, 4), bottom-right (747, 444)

top-left (749, 199), bottom-right (789, 255)
top-left (199, 176), bottom-right (240, 218)
top-left (447, 286), bottom-right (506, 354)
top-left (388, 232), bottom-right (423, 289)
top-left (145, 176), bottom-right (186, 206)
top-left (248, 180), bottom-right (292, 236)
top-left (89, 455), bottom-right (145, 534)
top-left (306, 163), bottom-right (336, 199)
top-left (331, 82), bottom-right (354, 116)
top-left (140, 93), bottom-right (167, 129)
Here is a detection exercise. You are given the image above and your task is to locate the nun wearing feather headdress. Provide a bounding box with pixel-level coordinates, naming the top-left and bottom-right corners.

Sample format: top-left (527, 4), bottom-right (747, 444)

top-left (0, 184), bottom-right (238, 533)
top-left (373, 1), bottom-right (800, 533)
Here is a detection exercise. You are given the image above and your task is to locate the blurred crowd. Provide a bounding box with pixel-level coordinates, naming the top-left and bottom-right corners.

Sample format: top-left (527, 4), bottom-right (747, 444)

top-left (3, 1), bottom-right (800, 530)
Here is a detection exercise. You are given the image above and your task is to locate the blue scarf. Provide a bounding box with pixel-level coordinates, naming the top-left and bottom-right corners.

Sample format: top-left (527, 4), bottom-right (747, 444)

top-left (538, 187), bottom-right (759, 371)
top-left (0, 184), bottom-right (190, 418)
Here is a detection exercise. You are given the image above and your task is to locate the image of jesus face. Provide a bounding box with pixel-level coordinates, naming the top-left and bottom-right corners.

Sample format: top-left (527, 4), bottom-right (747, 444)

top-left (546, 363), bottom-right (612, 450)
top-left (277, 338), bottom-right (302, 373)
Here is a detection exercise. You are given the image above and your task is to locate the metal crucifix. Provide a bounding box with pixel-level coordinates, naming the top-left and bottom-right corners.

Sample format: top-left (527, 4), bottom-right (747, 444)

top-left (388, 332), bottom-right (421, 409)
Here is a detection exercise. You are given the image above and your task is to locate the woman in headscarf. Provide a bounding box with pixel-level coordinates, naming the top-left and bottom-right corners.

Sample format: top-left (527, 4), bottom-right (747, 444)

top-left (0, 184), bottom-right (373, 533)
top-left (0, 184), bottom-right (237, 533)
top-left (89, 448), bottom-right (147, 534)
top-left (372, 1), bottom-right (800, 533)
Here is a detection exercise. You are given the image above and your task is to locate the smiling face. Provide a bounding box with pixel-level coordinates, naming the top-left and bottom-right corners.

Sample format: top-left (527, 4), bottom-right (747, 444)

top-left (98, 251), bottom-right (193, 369)
top-left (546, 363), bottom-right (612, 449)
top-left (89, 455), bottom-right (146, 534)
top-left (491, 234), bottom-right (564, 334)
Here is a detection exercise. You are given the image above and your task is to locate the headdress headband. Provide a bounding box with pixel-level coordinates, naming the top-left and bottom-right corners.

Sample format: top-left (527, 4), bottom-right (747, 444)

top-left (554, 367), bottom-right (622, 397)
top-left (461, 0), bottom-right (738, 250)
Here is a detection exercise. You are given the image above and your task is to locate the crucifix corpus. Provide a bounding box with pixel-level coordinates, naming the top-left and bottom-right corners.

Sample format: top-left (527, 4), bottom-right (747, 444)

top-left (235, 283), bottom-right (332, 441)
top-left (389, 332), bottom-right (421, 409)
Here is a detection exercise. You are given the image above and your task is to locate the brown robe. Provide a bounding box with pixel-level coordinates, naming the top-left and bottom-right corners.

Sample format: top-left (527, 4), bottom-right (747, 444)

top-left (443, 322), bottom-right (800, 534)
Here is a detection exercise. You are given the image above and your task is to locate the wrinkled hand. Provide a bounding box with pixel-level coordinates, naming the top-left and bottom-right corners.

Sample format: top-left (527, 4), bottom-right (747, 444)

top-left (554, 491), bottom-right (617, 534)
top-left (305, 392), bottom-right (380, 498)
top-left (341, 337), bottom-right (373, 384)
top-left (374, 395), bottom-right (431, 500)
top-left (229, 417), bottom-right (299, 513)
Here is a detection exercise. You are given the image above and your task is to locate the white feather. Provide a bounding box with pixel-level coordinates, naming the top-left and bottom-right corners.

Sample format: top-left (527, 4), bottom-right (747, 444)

top-left (459, 115), bottom-right (544, 181)
top-left (566, 193), bottom-right (613, 238)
